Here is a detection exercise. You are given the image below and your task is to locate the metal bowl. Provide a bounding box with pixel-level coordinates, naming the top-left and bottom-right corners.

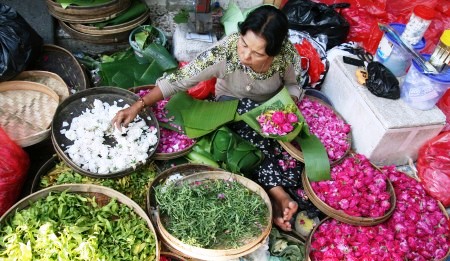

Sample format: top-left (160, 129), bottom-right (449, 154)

top-left (51, 86), bottom-right (160, 178)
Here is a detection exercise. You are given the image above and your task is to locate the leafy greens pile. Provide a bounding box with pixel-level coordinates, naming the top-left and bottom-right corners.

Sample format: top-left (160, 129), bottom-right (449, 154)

top-left (155, 178), bottom-right (269, 249)
top-left (39, 160), bottom-right (158, 209)
top-left (0, 191), bottom-right (157, 260)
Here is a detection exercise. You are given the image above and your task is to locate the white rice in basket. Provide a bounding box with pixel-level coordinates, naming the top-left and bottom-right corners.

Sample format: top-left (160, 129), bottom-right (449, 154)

top-left (60, 99), bottom-right (158, 174)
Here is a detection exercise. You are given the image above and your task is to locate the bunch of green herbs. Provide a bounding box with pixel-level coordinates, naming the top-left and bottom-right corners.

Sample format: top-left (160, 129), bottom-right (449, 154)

top-left (0, 191), bottom-right (156, 260)
top-left (154, 178), bottom-right (269, 249)
top-left (40, 160), bottom-right (158, 208)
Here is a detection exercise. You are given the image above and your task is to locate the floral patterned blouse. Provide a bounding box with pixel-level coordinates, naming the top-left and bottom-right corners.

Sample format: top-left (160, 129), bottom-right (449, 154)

top-left (156, 32), bottom-right (308, 103)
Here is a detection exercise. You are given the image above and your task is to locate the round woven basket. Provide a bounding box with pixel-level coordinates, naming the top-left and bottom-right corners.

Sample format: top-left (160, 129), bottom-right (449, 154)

top-left (59, 20), bottom-right (130, 44)
top-left (13, 70), bottom-right (70, 102)
top-left (0, 81), bottom-right (59, 147)
top-left (302, 167), bottom-right (396, 226)
top-left (51, 87), bottom-right (160, 178)
top-left (146, 163), bottom-right (222, 222)
top-left (46, 0), bottom-right (131, 23)
top-left (29, 44), bottom-right (89, 93)
top-left (279, 95), bottom-right (352, 165)
top-left (153, 171), bottom-right (272, 261)
top-left (69, 9), bottom-right (149, 35)
top-left (0, 184), bottom-right (160, 260)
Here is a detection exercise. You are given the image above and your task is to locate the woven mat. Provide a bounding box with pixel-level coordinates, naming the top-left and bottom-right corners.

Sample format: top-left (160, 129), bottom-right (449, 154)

top-left (0, 81), bottom-right (59, 146)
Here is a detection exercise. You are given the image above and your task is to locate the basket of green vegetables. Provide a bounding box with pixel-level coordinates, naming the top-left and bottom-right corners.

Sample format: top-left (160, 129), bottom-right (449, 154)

top-left (31, 155), bottom-right (159, 210)
top-left (153, 171), bottom-right (272, 260)
top-left (0, 184), bottom-right (159, 260)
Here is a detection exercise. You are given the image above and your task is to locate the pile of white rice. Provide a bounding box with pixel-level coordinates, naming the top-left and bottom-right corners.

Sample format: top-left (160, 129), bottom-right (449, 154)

top-left (60, 99), bottom-right (158, 174)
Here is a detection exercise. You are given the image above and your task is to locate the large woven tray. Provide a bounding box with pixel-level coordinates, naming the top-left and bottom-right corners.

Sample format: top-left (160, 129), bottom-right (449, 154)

top-left (0, 81), bottom-right (59, 147)
top-left (13, 70), bottom-right (70, 102)
top-left (51, 87), bottom-right (160, 178)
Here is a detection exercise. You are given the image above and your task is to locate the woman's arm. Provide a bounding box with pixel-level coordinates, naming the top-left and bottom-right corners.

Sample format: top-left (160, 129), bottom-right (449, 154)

top-left (112, 85), bottom-right (164, 129)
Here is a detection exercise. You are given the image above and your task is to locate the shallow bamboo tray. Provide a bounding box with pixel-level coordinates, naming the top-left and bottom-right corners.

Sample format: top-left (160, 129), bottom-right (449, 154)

top-left (279, 95), bottom-right (352, 165)
top-left (154, 171), bottom-right (272, 261)
top-left (13, 70), bottom-right (70, 102)
top-left (46, 0), bottom-right (131, 23)
top-left (302, 165), bottom-right (396, 226)
top-left (59, 20), bottom-right (130, 44)
top-left (29, 44), bottom-right (89, 93)
top-left (69, 9), bottom-right (149, 35)
top-left (0, 184), bottom-right (160, 260)
top-left (0, 81), bottom-right (59, 147)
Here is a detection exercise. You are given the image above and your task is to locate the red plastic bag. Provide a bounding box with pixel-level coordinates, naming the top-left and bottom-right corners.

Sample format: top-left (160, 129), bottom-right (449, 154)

top-left (179, 62), bottom-right (216, 100)
top-left (0, 127), bottom-right (29, 215)
top-left (294, 41), bottom-right (325, 86)
top-left (416, 131), bottom-right (450, 207)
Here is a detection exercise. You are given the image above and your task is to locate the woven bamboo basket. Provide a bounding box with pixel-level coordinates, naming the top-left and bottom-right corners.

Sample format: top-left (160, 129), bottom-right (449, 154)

top-left (69, 9), bottom-right (149, 35)
top-left (160, 251), bottom-right (189, 261)
top-left (51, 87), bottom-right (160, 178)
top-left (59, 20), bottom-right (130, 44)
top-left (29, 44), bottom-right (89, 93)
top-left (153, 171), bottom-right (272, 261)
top-left (13, 70), bottom-right (70, 103)
top-left (302, 166), bottom-right (396, 226)
top-left (0, 184), bottom-right (160, 260)
top-left (278, 95), bottom-right (352, 165)
top-left (0, 81), bottom-right (59, 147)
top-left (46, 0), bottom-right (131, 23)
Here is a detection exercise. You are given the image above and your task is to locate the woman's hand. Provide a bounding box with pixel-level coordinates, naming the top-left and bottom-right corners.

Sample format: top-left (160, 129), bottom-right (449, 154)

top-left (112, 102), bottom-right (142, 130)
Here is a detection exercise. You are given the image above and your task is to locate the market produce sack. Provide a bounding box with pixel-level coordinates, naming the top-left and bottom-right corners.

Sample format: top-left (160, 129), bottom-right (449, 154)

top-left (366, 61), bottom-right (400, 99)
top-left (416, 131), bottom-right (450, 207)
top-left (282, 0), bottom-right (350, 50)
top-left (0, 127), bottom-right (29, 216)
top-left (0, 4), bottom-right (42, 81)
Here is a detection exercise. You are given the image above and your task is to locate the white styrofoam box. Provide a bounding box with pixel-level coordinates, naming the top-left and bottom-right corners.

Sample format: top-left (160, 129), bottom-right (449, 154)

top-left (321, 55), bottom-right (446, 166)
top-left (172, 23), bottom-right (218, 62)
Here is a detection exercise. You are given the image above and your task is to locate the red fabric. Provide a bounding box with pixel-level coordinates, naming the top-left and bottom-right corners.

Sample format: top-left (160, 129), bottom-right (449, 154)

top-left (0, 127), bottom-right (29, 215)
top-left (417, 131), bottom-right (450, 207)
top-left (179, 62), bottom-right (216, 100)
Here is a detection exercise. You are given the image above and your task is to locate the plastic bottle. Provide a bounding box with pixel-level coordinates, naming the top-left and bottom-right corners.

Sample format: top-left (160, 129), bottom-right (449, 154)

top-left (429, 29), bottom-right (450, 72)
top-left (401, 5), bottom-right (436, 46)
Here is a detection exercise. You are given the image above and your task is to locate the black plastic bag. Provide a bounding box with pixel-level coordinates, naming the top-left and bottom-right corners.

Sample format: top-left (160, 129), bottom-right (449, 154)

top-left (282, 0), bottom-right (350, 50)
top-left (366, 61), bottom-right (400, 99)
top-left (0, 4), bottom-right (43, 81)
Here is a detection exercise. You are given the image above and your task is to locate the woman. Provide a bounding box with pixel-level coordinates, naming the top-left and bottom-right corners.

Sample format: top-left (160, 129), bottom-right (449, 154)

top-left (113, 5), bottom-right (308, 231)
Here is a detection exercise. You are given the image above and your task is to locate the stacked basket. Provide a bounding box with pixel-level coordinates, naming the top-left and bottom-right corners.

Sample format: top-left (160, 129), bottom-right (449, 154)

top-left (46, 0), bottom-right (150, 44)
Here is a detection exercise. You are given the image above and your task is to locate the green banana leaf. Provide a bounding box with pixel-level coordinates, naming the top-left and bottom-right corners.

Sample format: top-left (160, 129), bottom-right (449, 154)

top-left (93, 0), bottom-right (148, 28)
top-left (164, 92), bottom-right (239, 138)
top-left (237, 88), bottom-right (303, 142)
top-left (57, 0), bottom-right (111, 9)
top-left (220, 3), bottom-right (261, 35)
top-left (142, 43), bottom-right (178, 71)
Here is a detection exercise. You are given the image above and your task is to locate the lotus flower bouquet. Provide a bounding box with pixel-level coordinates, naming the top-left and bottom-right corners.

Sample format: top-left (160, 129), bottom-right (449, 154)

top-left (256, 104), bottom-right (299, 137)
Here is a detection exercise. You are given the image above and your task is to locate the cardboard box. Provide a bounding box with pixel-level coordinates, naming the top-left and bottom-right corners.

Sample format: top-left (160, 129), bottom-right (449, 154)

top-left (321, 55), bottom-right (446, 166)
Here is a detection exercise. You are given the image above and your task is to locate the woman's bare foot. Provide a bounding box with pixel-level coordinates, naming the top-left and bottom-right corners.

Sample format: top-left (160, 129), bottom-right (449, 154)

top-left (268, 186), bottom-right (298, 231)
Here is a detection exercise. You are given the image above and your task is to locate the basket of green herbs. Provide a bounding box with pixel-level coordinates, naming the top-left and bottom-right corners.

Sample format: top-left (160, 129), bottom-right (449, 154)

top-left (153, 171), bottom-right (272, 260)
top-left (32, 155), bottom-right (159, 210)
top-left (0, 184), bottom-right (159, 260)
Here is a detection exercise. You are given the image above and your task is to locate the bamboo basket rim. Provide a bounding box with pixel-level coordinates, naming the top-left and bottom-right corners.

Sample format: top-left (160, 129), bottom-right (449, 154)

top-left (0, 81), bottom-right (59, 147)
top-left (69, 9), bottom-right (149, 35)
top-left (0, 184), bottom-right (160, 259)
top-left (146, 163), bottom-right (222, 224)
top-left (301, 156), bottom-right (397, 226)
top-left (279, 95), bottom-right (352, 165)
top-left (154, 171), bottom-right (272, 260)
top-left (31, 44), bottom-right (89, 93)
top-left (59, 20), bottom-right (130, 44)
top-left (46, 0), bottom-right (130, 23)
top-left (13, 70), bottom-right (70, 103)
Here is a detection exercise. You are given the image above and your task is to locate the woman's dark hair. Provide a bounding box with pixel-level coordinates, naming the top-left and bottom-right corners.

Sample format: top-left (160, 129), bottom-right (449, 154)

top-left (238, 5), bottom-right (288, 56)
